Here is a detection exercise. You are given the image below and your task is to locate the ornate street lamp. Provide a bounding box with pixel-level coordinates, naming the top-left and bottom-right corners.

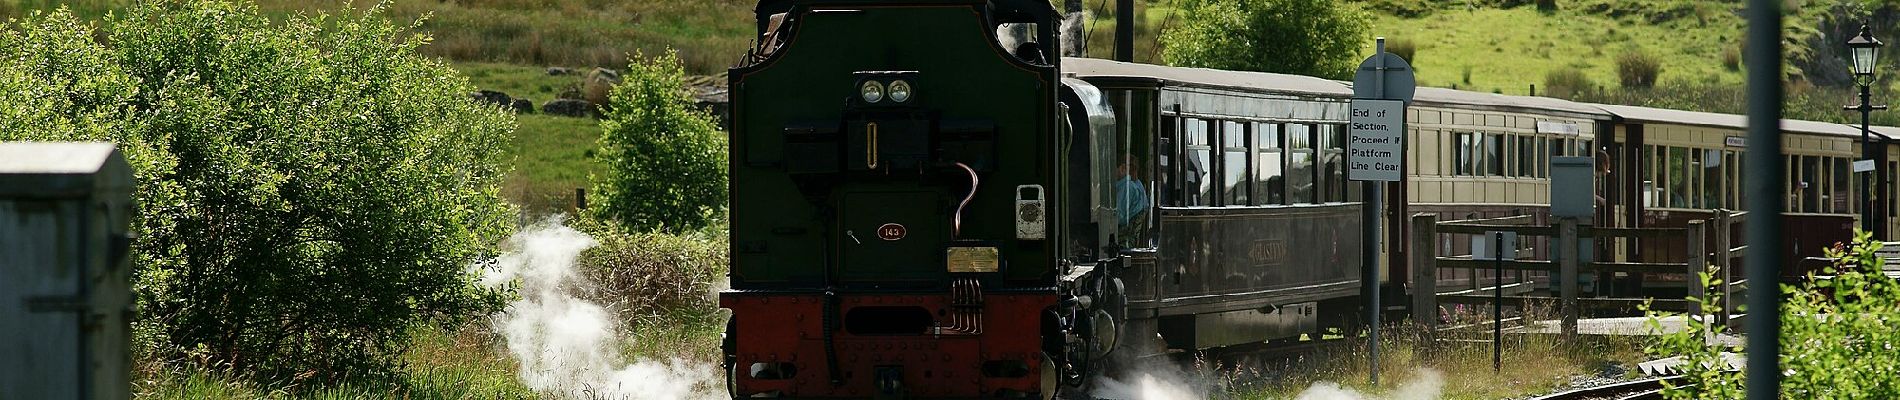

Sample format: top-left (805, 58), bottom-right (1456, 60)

top-left (1846, 24), bottom-right (1886, 234)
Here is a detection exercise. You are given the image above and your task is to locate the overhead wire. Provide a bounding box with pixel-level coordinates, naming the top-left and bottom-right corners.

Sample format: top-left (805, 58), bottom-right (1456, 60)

top-left (1083, 0), bottom-right (1110, 54)
top-left (1145, 0), bottom-right (1179, 63)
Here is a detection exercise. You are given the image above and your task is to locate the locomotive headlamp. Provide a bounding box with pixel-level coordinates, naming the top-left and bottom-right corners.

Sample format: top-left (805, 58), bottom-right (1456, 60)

top-left (850, 71), bottom-right (918, 107)
top-left (888, 80), bottom-right (913, 103)
top-left (860, 80), bottom-right (885, 103)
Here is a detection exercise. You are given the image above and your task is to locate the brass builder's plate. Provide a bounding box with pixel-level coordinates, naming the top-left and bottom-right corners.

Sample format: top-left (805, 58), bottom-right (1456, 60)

top-left (946, 246), bottom-right (999, 273)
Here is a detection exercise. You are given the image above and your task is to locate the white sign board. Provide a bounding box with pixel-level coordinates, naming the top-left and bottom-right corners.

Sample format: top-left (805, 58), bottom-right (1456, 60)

top-left (1855, 159), bottom-right (1876, 173)
top-left (1471, 231), bottom-right (1518, 261)
top-left (1349, 99), bottom-right (1406, 182)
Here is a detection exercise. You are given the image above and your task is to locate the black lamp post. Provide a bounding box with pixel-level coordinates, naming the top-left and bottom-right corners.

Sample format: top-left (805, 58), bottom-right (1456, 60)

top-left (1846, 24), bottom-right (1885, 234)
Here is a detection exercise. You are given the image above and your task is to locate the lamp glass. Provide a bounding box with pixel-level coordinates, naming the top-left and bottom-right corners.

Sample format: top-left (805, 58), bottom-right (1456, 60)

top-left (1854, 46), bottom-right (1878, 76)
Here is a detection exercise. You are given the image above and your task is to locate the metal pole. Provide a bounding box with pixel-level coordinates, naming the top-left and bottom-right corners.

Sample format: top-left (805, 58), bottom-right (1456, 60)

top-left (1744, 0), bottom-right (1784, 398)
top-left (1363, 37), bottom-right (1387, 386)
top-left (1861, 85), bottom-right (1874, 233)
top-left (1493, 232), bottom-right (1503, 372)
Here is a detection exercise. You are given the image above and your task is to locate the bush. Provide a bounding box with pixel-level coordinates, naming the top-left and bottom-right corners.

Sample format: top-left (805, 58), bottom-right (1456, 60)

top-left (590, 49), bottom-right (728, 233)
top-left (1386, 38), bottom-right (1417, 66)
top-left (571, 216), bottom-right (728, 328)
top-left (1542, 67), bottom-right (1593, 99)
top-left (0, 1), bottom-right (516, 384)
top-left (1722, 44), bottom-right (1742, 72)
top-left (1160, 0), bottom-right (1370, 80)
top-left (1616, 50), bottom-right (1663, 88)
top-left (1647, 230), bottom-right (1900, 398)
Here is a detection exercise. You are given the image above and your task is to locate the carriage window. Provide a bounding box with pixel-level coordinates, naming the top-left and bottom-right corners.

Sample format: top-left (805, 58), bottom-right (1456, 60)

top-left (1667, 147), bottom-right (1690, 208)
top-left (1288, 124), bottom-right (1316, 203)
top-left (1537, 137), bottom-right (1550, 178)
top-left (1833, 157), bottom-right (1852, 214)
top-left (1702, 149), bottom-right (1724, 209)
top-left (1322, 124), bottom-right (1346, 202)
top-left (1516, 136), bottom-right (1537, 178)
top-left (1640, 145), bottom-right (1656, 207)
top-left (1222, 121), bottom-right (1250, 206)
top-left (1255, 122), bottom-right (1285, 205)
top-left (1484, 133), bottom-right (1504, 176)
top-left (1799, 156), bottom-right (1822, 213)
top-left (1183, 119), bottom-right (1214, 206)
top-left (1159, 116), bottom-right (1177, 207)
top-left (1454, 132), bottom-right (1475, 176)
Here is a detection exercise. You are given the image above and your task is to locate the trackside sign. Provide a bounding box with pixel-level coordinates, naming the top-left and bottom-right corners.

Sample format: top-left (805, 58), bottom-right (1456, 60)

top-left (1349, 99), bottom-right (1405, 182)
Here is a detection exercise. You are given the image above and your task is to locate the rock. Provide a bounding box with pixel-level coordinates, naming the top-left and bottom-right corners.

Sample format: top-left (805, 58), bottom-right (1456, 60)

top-left (588, 67), bottom-right (621, 83)
top-left (547, 67), bottom-right (574, 76)
top-left (469, 90), bottom-right (513, 109)
top-left (542, 99), bottom-right (597, 118)
top-left (512, 99), bottom-right (534, 114)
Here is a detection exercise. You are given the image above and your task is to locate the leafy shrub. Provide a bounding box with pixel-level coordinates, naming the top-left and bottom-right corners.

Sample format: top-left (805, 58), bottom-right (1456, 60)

top-left (1542, 67), bottom-right (1594, 99)
top-left (571, 216), bottom-right (729, 328)
top-left (0, 1), bottom-right (516, 384)
top-left (1386, 38), bottom-right (1417, 66)
top-left (1647, 230), bottom-right (1900, 398)
top-left (1160, 0), bottom-right (1370, 80)
top-left (1616, 50), bottom-right (1662, 88)
top-left (1723, 44), bottom-right (1742, 72)
top-left (590, 49), bottom-right (728, 233)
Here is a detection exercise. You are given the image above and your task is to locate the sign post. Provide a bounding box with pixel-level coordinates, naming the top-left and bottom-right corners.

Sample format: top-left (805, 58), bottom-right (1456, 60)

top-left (1351, 37), bottom-right (1415, 385)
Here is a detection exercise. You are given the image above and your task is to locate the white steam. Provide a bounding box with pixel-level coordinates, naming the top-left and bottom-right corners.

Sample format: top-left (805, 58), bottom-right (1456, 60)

top-left (1091, 373), bottom-right (1206, 400)
top-left (1293, 369), bottom-right (1445, 400)
top-left (481, 218), bottom-right (723, 399)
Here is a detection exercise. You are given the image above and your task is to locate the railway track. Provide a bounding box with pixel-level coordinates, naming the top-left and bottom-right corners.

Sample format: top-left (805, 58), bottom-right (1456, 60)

top-left (1528, 376), bottom-right (1679, 400)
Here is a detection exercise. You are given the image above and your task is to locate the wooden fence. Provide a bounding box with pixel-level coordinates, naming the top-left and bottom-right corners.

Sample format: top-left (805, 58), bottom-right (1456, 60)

top-left (1409, 210), bottom-right (1747, 336)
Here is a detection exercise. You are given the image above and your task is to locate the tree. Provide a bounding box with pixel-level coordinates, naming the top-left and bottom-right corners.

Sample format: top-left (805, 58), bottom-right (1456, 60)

top-left (590, 50), bottom-right (728, 233)
top-left (1159, 0), bottom-right (1371, 80)
top-left (0, 1), bottom-right (517, 384)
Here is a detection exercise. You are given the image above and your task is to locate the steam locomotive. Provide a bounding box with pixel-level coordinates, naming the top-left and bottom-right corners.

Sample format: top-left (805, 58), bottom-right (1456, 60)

top-left (719, 1), bottom-right (1367, 398)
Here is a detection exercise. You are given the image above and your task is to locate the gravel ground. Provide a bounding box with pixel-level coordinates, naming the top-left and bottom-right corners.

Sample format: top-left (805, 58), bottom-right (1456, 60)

top-left (1503, 362), bottom-right (1643, 400)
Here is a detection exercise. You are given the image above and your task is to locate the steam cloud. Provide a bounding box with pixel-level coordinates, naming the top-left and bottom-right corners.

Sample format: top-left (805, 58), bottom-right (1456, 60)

top-left (481, 219), bottom-right (724, 399)
top-left (1090, 367), bottom-right (1443, 400)
top-left (1293, 369), bottom-right (1445, 400)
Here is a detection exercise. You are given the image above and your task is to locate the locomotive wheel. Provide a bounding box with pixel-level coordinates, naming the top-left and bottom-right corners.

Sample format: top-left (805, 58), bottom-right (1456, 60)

top-left (727, 361), bottom-right (741, 399)
top-left (1040, 351), bottom-right (1058, 400)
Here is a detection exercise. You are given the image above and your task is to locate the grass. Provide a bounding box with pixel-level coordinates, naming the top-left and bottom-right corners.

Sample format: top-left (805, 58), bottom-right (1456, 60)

top-left (452, 62), bottom-right (606, 217)
top-left (1364, 5), bottom-right (1746, 95)
top-left (1230, 308), bottom-right (1647, 399)
top-left (506, 113), bottom-right (603, 217)
top-left (4, 0), bottom-right (756, 74)
top-left (135, 323), bottom-right (538, 399)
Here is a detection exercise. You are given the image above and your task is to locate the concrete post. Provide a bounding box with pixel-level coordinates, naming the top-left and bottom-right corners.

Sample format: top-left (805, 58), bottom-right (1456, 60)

top-left (1558, 217), bottom-right (1579, 338)
top-left (1687, 220), bottom-right (1707, 321)
top-left (1714, 210), bottom-right (1733, 328)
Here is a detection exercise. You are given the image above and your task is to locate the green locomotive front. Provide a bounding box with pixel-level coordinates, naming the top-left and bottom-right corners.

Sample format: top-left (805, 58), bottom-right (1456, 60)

top-left (721, 0), bottom-right (1081, 398)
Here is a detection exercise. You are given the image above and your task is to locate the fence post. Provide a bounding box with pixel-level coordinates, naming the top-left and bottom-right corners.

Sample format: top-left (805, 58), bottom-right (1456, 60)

top-left (1714, 210), bottom-right (1733, 328)
top-left (1687, 220), bottom-right (1707, 322)
top-left (1559, 217), bottom-right (1579, 338)
top-left (1411, 214), bottom-right (1438, 333)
